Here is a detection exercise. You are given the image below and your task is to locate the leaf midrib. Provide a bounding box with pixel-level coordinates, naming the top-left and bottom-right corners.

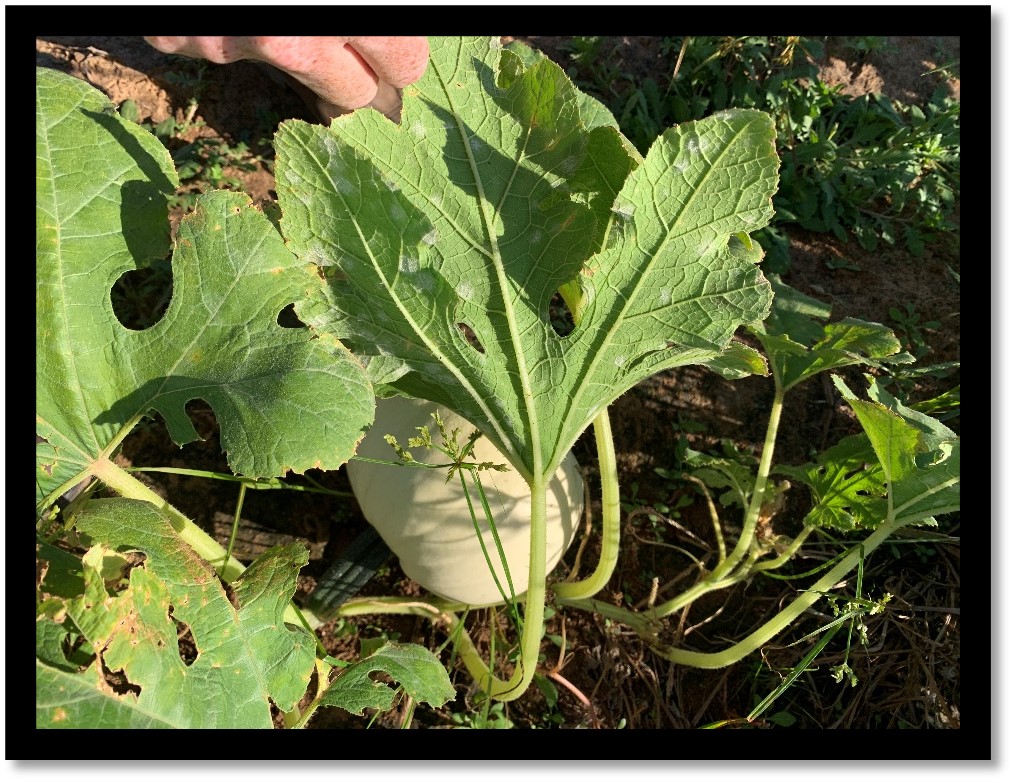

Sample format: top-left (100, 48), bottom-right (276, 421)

top-left (430, 42), bottom-right (542, 479)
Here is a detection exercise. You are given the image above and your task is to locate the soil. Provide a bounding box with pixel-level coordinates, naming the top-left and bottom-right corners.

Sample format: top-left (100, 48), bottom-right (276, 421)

top-left (36, 35), bottom-right (960, 731)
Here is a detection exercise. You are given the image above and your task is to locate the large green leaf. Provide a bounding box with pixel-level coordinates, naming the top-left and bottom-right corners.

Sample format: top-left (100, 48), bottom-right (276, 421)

top-left (36, 499), bottom-right (315, 728)
top-left (36, 67), bottom-right (374, 507)
top-left (277, 37), bottom-right (777, 483)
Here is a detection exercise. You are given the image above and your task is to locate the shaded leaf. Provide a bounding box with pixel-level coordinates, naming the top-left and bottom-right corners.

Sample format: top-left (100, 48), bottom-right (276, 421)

top-left (751, 277), bottom-right (902, 390)
top-left (36, 67), bottom-right (374, 509)
top-left (779, 377), bottom-right (959, 530)
top-left (779, 433), bottom-right (889, 531)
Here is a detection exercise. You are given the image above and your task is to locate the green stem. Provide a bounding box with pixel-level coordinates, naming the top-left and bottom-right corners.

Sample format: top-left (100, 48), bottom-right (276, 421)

top-left (628, 381), bottom-right (785, 622)
top-left (708, 381), bottom-right (785, 583)
top-left (560, 512), bottom-right (912, 669)
top-left (334, 595), bottom-right (469, 617)
top-left (219, 482), bottom-right (247, 577)
top-left (423, 475), bottom-right (550, 702)
top-left (555, 596), bottom-right (657, 635)
top-left (489, 474), bottom-right (548, 701)
top-left (123, 467), bottom-right (354, 497)
top-left (554, 407), bottom-right (621, 601)
top-left (752, 525), bottom-right (816, 573)
top-left (288, 658), bottom-right (332, 729)
top-left (91, 457), bottom-right (246, 582)
top-left (649, 511), bottom-right (911, 668)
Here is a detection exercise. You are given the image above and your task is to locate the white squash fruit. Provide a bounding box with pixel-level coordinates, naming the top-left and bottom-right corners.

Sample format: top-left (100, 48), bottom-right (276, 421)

top-left (346, 396), bottom-right (583, 606)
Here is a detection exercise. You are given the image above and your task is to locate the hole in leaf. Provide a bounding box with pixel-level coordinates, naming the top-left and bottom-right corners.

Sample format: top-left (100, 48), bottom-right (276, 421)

top-left (277, 303), bottom-right (306, 329)
top-left (457, 323), bottom-right (485, 354)
top-left (120, 552), bottom-right (147, 583)
top-left (184, 399), bottom-right (218, 440)
top-left (222, 581), bottom-right (241, 611)
top-left (62, 633), bottom-right (95, 671)
top-left (168, 604), bottom-right (199, 667)
top-left (99, 656), bottom-right (142, 697)
top-left (110, 258), bottom-right (173, 330)
top-left (548, 291), bottom-right (575, 338)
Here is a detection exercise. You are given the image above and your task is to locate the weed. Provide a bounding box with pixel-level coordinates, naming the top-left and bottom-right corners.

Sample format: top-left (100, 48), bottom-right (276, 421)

top-left (837, 36), bottom-right (896, 58)
top-left (564, 35), bottom-right (960, 265)
top-left (889, 302), bottom-right (941, 361)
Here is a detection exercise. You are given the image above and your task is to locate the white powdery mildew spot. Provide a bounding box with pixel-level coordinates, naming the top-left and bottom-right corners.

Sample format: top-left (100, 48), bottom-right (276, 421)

top-left (658, 286), bottom-right (672, 306)
top-left (529, 228), bottom-right (544, 244)
top-left (422, 228), bottom-right (439, 246)
top-left (334, 176), bottom-right (356, 195)
top-left (302, 245), bottom-right (329, 268)
top-left (613, 355), bottom-right (626, 368)
top-left (431, 192), bottom-right (443, 207)
top-left (410, 122), bottom-right (426, 139)
top-left (674, 159), bottom-right (689, 174)
top-left (469, 136), bottom-right (483, 152)
top-left (388, 203), bottom-right (407, 223)
top-left (455, 281), bottom-right (474, 300)
top-left (399, 255), bottom-right (420, 274)
top-left (713, 109), bottom-right (735, 121)
top-left (382, 177), bottom-right (401, 192)
top-left (559, 155), bottom-right (579, 175)
top-left (612, 201), bottom-right (635, 221)
top-left (685, 136), bottom-right (700, 156)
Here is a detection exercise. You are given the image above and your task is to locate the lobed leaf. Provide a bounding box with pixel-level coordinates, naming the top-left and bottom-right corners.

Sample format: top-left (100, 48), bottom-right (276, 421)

top-left (277, 37), bottom-right (777, 482)
top-left (779, 377), bottom-right (959, 531)
top-left (752, 278), bottom-right (902, 391)
top-left (36, 67), bottom-right (374, 508)
top-left (319, 641), bottom-right (456, 716)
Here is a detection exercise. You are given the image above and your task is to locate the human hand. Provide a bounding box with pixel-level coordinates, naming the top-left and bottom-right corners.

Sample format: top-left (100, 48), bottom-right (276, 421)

top-left (144, 36), bottom-right (429, 121)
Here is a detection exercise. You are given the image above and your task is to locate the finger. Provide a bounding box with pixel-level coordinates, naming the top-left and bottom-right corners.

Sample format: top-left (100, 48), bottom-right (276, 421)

top-left (246, 37), bottom-right (382, 113)
top-left (144, 36), bottom-right (253, 64)
top-left (346, 36), bottom-right (429, 88)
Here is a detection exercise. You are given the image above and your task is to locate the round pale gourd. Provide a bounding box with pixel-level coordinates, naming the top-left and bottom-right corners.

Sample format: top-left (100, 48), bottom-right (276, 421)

top-left (346, 396), bottom-right (583, 606)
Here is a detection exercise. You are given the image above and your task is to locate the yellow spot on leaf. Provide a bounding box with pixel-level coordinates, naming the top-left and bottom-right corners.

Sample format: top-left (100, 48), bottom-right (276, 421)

top-left (52, 707), bottom-right (68, 722)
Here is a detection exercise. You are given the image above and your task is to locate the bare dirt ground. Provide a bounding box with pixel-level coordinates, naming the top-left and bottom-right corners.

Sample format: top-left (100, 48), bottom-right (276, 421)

top-left (36, 35), bottom-right (960, 730)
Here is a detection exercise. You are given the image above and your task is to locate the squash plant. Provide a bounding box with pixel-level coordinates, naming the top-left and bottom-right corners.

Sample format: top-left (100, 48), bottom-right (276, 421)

top-left (36, 35), bottom-right (959, 725)
top-left (275, 36), bottom-right (779, 701)
top-left (274, 36), bottom-right (958, 702)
